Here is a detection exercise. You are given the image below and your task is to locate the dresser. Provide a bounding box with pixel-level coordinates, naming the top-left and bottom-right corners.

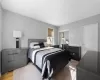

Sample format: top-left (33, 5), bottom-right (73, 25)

top-left (0, 51), bottom-right (1, 76)
top-left (62, 44), bottom-right (81, 61)
top-left (1, 48), bottom-right (28, 74)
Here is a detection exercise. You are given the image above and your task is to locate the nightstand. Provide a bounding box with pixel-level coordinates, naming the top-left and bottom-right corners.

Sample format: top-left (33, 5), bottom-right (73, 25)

top-left (67, 46), bottom-right (81, 61)
top-left (1, 48), bottom-right (28, 74)
top-left (61, 44), bottom-right (81, 61)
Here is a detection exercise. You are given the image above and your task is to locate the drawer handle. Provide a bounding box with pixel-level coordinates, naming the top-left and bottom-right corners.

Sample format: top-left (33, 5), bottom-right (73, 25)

top-left (13, 53), bottom-right (18, 54)
top-left (8, 60), bottom-right (14, 62)
top-left (8, 54), bottom-right (13, 55)
top-left (8, 53), bottom-right (18, 55)
top-left (71, 53), bottom-right (75, 55)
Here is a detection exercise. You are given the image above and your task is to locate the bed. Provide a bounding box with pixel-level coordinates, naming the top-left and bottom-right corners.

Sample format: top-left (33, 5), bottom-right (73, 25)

top-left (28, 39), bottom-right (71, 80)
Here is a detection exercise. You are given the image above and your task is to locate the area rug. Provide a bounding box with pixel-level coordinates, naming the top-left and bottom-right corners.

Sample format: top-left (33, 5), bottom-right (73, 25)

top-left (13, 63), bottom-right (43, 80)
top-left (13, 60), bottom-right (78, 80)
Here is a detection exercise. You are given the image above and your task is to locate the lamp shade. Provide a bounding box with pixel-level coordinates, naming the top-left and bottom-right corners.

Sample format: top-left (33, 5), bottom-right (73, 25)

top-left (13, 31), bottom-right (22, 38)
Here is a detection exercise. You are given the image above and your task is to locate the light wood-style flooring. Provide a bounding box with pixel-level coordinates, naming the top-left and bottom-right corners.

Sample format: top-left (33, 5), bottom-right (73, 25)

top-left (0, 72), bottom-right (13, 80)
top-left (0, 60), bottom-right (78, 80)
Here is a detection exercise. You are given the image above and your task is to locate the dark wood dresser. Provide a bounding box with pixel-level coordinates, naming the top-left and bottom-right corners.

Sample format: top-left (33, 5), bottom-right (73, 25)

top-left (62, 44), bottom-right (81, 61)
top-left (67, 46), bottom-right (81, 61)
top-left (1, 48), bottom-right (28, 74)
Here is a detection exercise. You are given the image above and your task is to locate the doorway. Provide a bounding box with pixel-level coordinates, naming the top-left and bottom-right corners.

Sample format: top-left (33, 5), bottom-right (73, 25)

top-left (82, 23), bottom-right (98, 57)
top-left (59, 30), bottom-right (69, 47)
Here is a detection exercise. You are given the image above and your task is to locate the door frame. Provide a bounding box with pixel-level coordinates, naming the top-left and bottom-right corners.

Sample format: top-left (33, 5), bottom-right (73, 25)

top-left (58, 29), bottom-right (69, 45)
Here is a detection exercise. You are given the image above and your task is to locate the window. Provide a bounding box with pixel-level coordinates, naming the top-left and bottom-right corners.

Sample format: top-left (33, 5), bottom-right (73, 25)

top-left (47, 28), bottom-right (54, 46)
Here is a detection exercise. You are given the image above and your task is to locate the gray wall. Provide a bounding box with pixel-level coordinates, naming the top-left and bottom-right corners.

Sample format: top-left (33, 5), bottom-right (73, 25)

top-left (2, 9), bottom-right (58, 49)
top-left (64, 31), bottom-right (69, 41)
top-left (0, 4), bottom-right (2, 51)
top-left (0, 4), bottom-right (2, 77)
top-left (59, 25), bottom-right (83, 46)
top-left (59, 14), bottom-right (100, 52)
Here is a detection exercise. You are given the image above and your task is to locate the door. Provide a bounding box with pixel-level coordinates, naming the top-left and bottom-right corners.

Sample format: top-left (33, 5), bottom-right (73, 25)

top-left (82, 23), bottom-right (98, 57)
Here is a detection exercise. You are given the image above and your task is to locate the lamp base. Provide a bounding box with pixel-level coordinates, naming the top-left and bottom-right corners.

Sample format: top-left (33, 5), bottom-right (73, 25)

top-left (16, 38), bottom-right (19, 48)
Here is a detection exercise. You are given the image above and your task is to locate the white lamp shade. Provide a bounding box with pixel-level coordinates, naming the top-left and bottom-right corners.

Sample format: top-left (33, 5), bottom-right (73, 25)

top-left (13, 31), bottom-right (22, 38)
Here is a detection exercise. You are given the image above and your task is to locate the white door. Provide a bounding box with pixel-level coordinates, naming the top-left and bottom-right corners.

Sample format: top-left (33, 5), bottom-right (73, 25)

top-left (82, 23), bottom-right (98, 57)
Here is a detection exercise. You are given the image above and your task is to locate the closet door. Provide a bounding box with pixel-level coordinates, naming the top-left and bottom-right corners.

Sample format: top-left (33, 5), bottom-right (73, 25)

top-left (82, 23), bottom-right (98, 57)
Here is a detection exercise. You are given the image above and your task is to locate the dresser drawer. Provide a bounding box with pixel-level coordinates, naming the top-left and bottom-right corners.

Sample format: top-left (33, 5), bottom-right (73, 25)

top-left (7, 61), bottom-right (15, 71)
top-left (2, 49), bottom-right (27, 60)
top-left (14, 57), bottom-right (27, 69)
top-left (2, 53), bottom-right (14, 63)
top-left (2, 60), bottom-right (15, 74)
top-left (14, 54), bottom-right (27, 62)
top-left (2, 49), bottom-right (20, 54)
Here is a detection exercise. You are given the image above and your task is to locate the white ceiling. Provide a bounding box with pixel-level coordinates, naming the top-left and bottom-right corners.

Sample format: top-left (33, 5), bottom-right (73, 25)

top-left (1, 0), bottom-right (100, 26)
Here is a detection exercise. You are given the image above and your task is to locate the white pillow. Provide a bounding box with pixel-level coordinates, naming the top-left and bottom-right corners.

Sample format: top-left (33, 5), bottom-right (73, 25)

top-left (30, 42), bottom-right (39, 48)
top-left (33, 45), bottom-right (40, 49)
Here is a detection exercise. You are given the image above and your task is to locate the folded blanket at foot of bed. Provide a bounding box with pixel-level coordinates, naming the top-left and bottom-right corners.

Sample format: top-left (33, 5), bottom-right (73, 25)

top-left (42, 60), bottom-right (53, 79)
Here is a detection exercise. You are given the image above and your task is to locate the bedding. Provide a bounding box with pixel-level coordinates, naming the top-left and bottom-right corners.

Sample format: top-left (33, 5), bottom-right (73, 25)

top-left (29, 42), bottom-right (39, 48)
top-left (39, 42), bottom-right (45, 48)
top-left (28, 47), bottom-right (70, 79)
top-left (33, 45), bottom-right (40, 49)
top-left (30, 42), bottom-right (45, 49)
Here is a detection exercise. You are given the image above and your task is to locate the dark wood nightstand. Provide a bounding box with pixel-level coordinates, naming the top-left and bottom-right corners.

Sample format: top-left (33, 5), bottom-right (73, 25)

top-left (1, 48), bottom-right (28, 74)
top-left (61, 44), bottom-right (81, 61)
top-left (67, 46), bottom-right (81, 61)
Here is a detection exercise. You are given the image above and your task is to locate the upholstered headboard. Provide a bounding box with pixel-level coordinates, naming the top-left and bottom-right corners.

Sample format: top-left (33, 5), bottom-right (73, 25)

top-left (28, 39), bottom-right (46, 47)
